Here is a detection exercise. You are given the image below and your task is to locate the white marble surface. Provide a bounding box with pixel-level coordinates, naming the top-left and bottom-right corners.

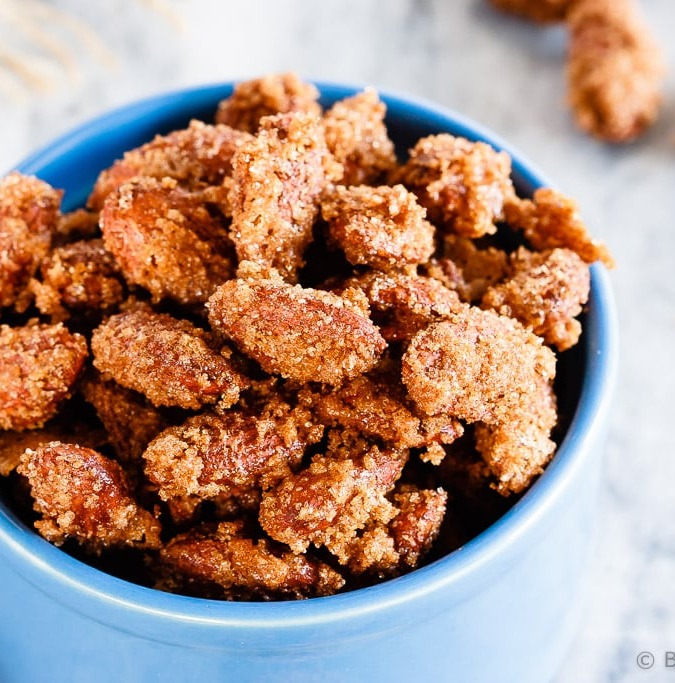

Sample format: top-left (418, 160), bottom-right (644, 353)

top-left (1, 1), bottom-right (674, 680)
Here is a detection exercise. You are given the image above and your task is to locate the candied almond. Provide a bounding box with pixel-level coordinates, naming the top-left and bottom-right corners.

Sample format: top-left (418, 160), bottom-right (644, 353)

top-left (322, 184), bottom-right (435, 270)
top-left (0, 172), bottom-right (62, 310)
top-left (143, 407), bottom-right (317, 503)
top-left (323, 88), bottom-right (398, 185)
top-left (157, 520), bottom-right (344, 599)
top-left (481, 247), bottom-right (590, 351)
top-left (259, 446), bottom-right (405, 555)
top-left (503, 188), bottom-right (614, 268)
top-left (18, 442), bottom-right (161, 552)
top-left (215, 73), bottom-right (322, 133)
top-left (91, 310), bottom-right (248, 410)
top-left (228, 111), bottom-right (336, 282)
top-left (100, 176), bottom-right (234, 305)
top-left (392, 134), bottom-right (514, 237)
top-left (401, 306), bottom-right (556, 423)
top-left (88, 120), bottom-right (251, 210)
top-left (0, 323), bottom-right (87, 431)
top-left (207, 274), bottom-right (386, 385)
top-left (566, 0), bottom-right (665, 143)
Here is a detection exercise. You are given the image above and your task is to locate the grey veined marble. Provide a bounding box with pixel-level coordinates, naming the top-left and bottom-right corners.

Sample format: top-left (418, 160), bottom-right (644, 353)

top-left (1, 1), bottom-right (674, 681)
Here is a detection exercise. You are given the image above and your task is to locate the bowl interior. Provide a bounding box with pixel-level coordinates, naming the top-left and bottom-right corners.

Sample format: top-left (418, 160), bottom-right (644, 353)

top-left (0, 83), bottom-right (618, 632)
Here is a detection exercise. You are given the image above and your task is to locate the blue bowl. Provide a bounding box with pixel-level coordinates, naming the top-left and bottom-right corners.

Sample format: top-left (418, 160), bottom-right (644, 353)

top-left (0, 83), bottom-right (618, 683)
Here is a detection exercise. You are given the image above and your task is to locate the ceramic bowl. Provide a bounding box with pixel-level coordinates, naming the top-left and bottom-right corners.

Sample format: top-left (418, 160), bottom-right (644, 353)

top-left (0, 82), bottom-right (618, 683)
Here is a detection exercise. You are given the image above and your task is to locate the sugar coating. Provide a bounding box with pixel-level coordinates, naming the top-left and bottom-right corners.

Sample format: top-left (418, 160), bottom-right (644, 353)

top-left (0, 172), bottom-right (61, 310)
top-left (157, 520), bottom-right (344, 600)
top-left (322, 184), bottom-right (435, 271)
top-left (88, 119), bottom-right (251, 210)
top-left (482, 247), bottom-right (590, 351)
top-left (207, 273), bottom-right (386, 385)
top-left (101, 177), bottom-right (234, 305)
top-left (91, 309), bottom-right (247, 410)
top-left (0, 323), bottom-right (87, 431)
top-left (392, 133), bottom-right (514, 238)
top-left (18, 441), bottom-right (161, 552)
top-left (228, 112), bottom-right (337, 282)
top-left (567, 0), bottom-right (665, 143)
top-left (504, 187), bottom-right (615, 268)
top-left (215, 72), bottom-right (322, 134)
top-left (323, 88), bottom-right (398, 186)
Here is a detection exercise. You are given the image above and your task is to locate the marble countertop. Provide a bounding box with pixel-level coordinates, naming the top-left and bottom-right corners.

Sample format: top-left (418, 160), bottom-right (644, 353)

top-left (1, 1), bottom-right (674, 680)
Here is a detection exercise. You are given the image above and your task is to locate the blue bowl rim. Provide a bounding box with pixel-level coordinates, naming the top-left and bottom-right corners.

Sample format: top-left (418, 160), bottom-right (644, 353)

top-left (0, 81), bottom-right (619, 632)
